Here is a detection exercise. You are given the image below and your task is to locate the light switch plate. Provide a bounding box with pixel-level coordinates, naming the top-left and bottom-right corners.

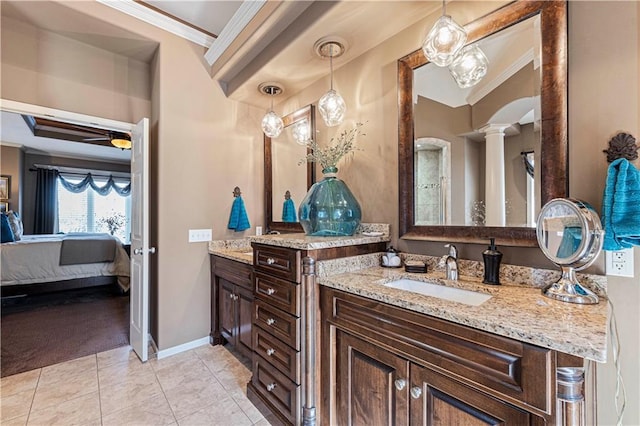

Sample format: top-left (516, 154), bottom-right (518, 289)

top-left (188, 229), bottom-right (212, 243)
top-left (605, 249), bottom-right (634, 277)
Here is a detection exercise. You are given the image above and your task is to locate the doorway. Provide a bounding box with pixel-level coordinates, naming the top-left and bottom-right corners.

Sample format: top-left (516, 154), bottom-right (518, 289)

top-left (0, 99), bottom-right (150, 368)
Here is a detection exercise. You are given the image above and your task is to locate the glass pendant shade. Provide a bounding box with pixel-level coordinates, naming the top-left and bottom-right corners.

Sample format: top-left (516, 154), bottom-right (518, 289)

top-left (292, 118), bottom-right (311, 145)
top-left (319, 89), bottom-right (346, 127)
top-left (422, 15), bottom-right (467, 67)
top-left (448, 44), bottom-right (489, 88)
top-left (261, 110), bottom-right (284, 138)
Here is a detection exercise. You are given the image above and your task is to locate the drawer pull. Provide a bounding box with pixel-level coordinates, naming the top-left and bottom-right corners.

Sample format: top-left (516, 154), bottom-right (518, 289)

top-left (266, 383), bottom-right (277, 392)
top-left (266, 318), bottom-right (276, 326)
top-left (266, 348), bottom-right (276, 356)
top-left (410, 386), bottom-right (422, 399)
top-left (229, 293), bottom-right (234, 299)
top-left (266, 257), bottom-right (276, 265)
top-left (394, 379), bottom-right (406, 391)
top-left (266, 288), bottom-right (276, 295)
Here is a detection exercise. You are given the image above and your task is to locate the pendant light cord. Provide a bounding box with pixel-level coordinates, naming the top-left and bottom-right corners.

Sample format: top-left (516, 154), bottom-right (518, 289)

top-left (329, 44), bottom-right (334, 91)
top-left (442, 0), bottom-right (446, 16)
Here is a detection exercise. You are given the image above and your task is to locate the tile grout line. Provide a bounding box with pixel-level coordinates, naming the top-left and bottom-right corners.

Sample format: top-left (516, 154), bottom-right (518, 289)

top-left (95, 353), bottom-right (104, 426)
top-left (151, 359), bottom-right (180, 425)
top-left (24, 368), bottom-right (42, 425)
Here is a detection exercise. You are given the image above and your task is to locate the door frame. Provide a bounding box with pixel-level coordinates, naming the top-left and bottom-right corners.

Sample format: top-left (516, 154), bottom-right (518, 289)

top-left (0, 98), bottom-right (152, 360)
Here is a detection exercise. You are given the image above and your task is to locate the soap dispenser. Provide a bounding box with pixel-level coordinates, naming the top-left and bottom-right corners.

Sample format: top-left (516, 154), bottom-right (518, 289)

top-left (482, 238), bottom-right (502, 285)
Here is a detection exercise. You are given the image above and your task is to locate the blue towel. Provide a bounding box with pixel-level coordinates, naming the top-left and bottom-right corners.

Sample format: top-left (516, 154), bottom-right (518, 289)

top-left (556, 226), bottom-right (583, 258)
top-left (228, 196), bottom-right (251, 232)
top-left (602, 158), bottom-right (640, 250)
top-left (282, 198), bottom-right (297, 222)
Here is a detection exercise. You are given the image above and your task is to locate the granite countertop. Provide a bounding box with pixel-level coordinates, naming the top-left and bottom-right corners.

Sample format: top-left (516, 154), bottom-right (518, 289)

top-left (318, 266), bottom-right (609, 362)
top-left (248, 233), bottom-right (390, 250)
top-left (208, 239), bottom-right (253, 265)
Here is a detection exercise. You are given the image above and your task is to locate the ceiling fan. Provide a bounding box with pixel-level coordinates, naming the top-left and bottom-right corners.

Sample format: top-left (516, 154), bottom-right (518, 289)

top-left (83, 131), bottom-right (132, 149)
top-left (22, 115), bottom-right (132, 149)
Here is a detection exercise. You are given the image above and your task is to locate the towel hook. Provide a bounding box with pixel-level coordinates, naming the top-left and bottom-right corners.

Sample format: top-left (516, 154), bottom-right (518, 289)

top-left (603, 132), bottom-right (638, 163)
top-left (284, 190), bottom-right (291, 199)
top-left (233, 186), bottom-right (242, 197)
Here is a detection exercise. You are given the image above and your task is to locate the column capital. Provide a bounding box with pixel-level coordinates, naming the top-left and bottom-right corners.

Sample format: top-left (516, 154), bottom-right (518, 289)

top-left (479, 123), bottom-right (511, 135)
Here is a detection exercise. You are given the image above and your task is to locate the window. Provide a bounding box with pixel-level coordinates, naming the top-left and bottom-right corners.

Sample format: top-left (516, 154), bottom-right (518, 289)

top-left (57, 175), bottom-right (131, 243)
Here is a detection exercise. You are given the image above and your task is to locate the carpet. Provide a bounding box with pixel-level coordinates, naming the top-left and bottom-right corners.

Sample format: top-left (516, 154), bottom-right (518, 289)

top-left (1, 285), bottom-right (129, 378)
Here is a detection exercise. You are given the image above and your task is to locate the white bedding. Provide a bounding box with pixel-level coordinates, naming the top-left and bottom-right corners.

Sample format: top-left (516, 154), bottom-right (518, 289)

top-left (1, 234), bottom-right (130, 291)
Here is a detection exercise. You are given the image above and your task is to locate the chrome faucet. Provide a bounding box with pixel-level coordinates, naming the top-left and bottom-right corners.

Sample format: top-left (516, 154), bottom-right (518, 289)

top-left (444, 244), bottom-right (458, 280)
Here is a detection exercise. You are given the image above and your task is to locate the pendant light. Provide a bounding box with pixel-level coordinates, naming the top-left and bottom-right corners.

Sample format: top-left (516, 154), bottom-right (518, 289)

top-left (448, 44), bottom-right (489, 88)
top-left (259, 83), bottom-right (284, 138)
top-left (422, 0), bottom-right (467, 67)
top-left (315, 37), bottom-right (347, 127)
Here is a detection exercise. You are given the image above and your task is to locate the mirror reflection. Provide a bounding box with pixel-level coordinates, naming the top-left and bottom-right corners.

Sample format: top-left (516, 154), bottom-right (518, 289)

top-left (265, 105), bottom-right (315, 232)
top-left (414, 15), bottom-right (541, 228)
top-left (538, 202), bottom-right (583, 261)
top-left (271, 125), bottom-right (309, 223)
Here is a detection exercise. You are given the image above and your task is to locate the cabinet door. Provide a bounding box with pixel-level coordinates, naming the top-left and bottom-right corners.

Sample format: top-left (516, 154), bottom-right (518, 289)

top-left (409, 364), bottom-right (531, 425)
top-left (335, 329), bottom-right (410, 426)
top-left (236, 285), bottom-right (254, 360)
top-left (219, 278), bottom-right (236, 343)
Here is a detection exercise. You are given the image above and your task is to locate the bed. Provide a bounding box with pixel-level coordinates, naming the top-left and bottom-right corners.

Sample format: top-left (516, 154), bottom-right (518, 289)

top-left (1, 233), bottom-right (130, 297)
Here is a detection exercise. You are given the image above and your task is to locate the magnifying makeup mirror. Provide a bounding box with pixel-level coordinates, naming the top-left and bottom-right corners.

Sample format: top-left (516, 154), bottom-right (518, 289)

top-left (536, 198), bottom-right (604, 304)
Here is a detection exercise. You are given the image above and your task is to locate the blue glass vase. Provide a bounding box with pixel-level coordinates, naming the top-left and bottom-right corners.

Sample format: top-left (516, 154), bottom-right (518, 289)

top-left (298, 167), bottom-right (362, 236)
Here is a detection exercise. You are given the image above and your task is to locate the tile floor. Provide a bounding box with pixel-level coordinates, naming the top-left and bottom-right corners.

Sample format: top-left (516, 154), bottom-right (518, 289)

top-left (1, 344), bottom-right (271, 425)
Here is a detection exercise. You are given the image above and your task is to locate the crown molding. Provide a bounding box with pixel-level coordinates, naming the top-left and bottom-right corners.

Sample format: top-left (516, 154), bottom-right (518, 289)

top-left (97, 0), bottom-right (216, 47)
top-left (204, 0), bottom-right (267, 66)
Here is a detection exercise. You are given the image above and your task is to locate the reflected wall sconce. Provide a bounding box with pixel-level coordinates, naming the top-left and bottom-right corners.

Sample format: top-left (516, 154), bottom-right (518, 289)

top-left (259, 82), bottom-right (284, 138)
top-left (314, 37), bottom-right (347, 127)
top-left (291, 118), bottom-right (311, 145)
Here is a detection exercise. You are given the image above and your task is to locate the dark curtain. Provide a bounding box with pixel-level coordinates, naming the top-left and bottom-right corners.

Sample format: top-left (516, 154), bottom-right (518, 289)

top-left (521, 152), bottom-right (534, 178)
top-left (34, 169), bottom-right (58, 234)
top-left (58, 173), bottom-right (131, 196)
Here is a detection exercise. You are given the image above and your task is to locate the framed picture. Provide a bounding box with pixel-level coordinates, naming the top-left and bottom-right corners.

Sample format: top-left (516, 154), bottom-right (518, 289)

top-left (0, 202), bottom-right (7, 213)
top-left (0, 175), bottom-right (10, 200)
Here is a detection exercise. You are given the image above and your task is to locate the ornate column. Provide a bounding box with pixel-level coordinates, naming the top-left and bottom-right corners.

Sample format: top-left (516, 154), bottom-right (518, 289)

top-left (480, 124), bottom-right (509, 226)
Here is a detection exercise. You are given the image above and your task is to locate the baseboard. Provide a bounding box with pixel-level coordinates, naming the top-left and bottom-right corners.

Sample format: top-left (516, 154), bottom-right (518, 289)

top-left (156, 336), bottom-right (209, 359)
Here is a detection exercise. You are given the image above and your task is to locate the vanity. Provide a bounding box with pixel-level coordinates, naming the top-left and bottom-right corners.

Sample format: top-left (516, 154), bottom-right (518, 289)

top-left (206, 1), bottom-right (611, 424)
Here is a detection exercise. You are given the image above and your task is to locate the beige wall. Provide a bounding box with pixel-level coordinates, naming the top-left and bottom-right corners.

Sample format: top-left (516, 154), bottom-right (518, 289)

top-left (1, 1), bottom-right (265, 351)
top-left (283, 1), bottom-right (638, 424)
top-left (1, 15), bottom-right (151, 123)
top-left (0, 145), bottom-right (23, 213)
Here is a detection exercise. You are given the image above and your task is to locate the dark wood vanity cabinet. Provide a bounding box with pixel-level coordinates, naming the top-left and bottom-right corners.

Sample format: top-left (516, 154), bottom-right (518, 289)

top-left (210, 255), bottom-right (254, 360)
top-left (321, 287), bottom-right (558, 425)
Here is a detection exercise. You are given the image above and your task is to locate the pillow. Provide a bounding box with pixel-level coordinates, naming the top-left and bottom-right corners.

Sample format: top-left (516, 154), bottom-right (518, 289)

top-left (6, 211), bottom-right (23, 241)
top-left (1, 213), bottom-right (15, 243)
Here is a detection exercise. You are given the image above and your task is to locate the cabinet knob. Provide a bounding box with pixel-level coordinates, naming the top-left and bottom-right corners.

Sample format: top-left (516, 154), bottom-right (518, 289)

top-left (266, 318), bottom-right (276, 326)
top-left (266, 383), bottom-right (277, 392)
top-left (229, 293), bottom-right (235, 299)
top-left (410, 386), bottom-right (422, 399)
top-left (266, 348), bottom-right (276, 356)
top-left (266, 288), bottom-right (276, 295)
top-left (266, 257), bottom-right (276, 265)
top-left (394, 379), bottom-right (406, 391)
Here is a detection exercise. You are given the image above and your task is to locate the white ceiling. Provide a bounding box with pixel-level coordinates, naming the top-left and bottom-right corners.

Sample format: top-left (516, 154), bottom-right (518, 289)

top-left (143, 0), bottom-right (241, 36)
top-left (0, 111), bottom-right (131, 164)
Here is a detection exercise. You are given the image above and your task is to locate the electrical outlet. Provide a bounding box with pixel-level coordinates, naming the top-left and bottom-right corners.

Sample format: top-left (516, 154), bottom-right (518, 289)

top-left (188, 229), bottom-right (212, 243)
top-left (605, 249), bottom-right (634, 277)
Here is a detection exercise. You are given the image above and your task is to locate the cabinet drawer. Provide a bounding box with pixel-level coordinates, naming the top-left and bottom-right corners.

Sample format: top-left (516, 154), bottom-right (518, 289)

top-left (252, 356), bottom-right (300, 425)
top-left (255, 299), bottom-right (300, 351)
top-left (255, 272), bottom-right (300, 316)
top-left (323, 288), bottom-right (552, 413)
top-left (213, 256), bottom-right (253, 290)
top-left (253, 244), bottom-right (300, 282)
top-left (254, 326), bottom-right (300, 383)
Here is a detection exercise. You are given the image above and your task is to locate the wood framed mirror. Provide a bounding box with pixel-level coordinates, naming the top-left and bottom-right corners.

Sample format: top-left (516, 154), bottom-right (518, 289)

top-left (398, 0), bottom-right (567, 247)
top-left (265, 104), bottom-right (316, 233)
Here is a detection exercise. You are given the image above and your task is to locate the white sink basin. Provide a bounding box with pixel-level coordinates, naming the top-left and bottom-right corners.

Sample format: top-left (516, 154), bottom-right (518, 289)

top-left (383, 279), bottom-right (492, 306)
